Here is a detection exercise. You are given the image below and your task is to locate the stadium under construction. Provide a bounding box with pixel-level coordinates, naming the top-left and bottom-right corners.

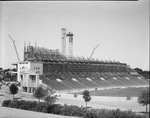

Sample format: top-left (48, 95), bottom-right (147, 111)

top-left (16, 28), bottom-right (149, 93)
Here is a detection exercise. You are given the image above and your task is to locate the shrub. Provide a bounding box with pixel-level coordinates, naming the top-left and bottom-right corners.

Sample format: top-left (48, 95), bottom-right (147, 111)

top-left (71, 106), bottom-right (86, 117)
top-left (61, 104), bottom-right (84, 116)
top-left (84, 112), bottom-right (96, 118)
top-left (96, 109), bottom-right (112, 118)
top-left (2, 99), bottom-right (11, 107)
top-left (84, 109), bottom-right (147, 118)
top-left (61, 104), bottom-right (73, 116)
top-left (2, 100), bottom-right (147, 118)
top-left (83, 109), bottom-right (99, 118)
top-left (44, 95), bottom-right (57, 105)
top-left (33, 86), bottom-right (48, 102)
top-left (46, 104), bottom-right (62, 114)
top-left (8, 100), bottom-right (20, 108)
top-left (35, 102), bottom-right (47, 112)
top-left (19, 101), bottom-right (37, 110)
top-left (26, 101), bottom-right (37, 111)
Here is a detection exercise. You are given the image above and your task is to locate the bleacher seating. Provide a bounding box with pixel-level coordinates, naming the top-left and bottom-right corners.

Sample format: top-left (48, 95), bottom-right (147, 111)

top-left (40, 72), bottom-right (149, 91)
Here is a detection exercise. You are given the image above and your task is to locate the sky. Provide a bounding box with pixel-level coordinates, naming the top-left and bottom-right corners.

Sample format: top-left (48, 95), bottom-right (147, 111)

top-left (0, 0), bottom-right (149, 70)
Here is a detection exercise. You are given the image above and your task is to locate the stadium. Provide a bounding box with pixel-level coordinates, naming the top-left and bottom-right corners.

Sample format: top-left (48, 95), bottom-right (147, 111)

top-left (16, 28), bottom-right (149, 94)
top-left (0, 1), bottom-right (149, 117)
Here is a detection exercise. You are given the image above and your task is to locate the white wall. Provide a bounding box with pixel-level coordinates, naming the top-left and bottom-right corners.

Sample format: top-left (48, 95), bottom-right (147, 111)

top-left (17, 61), bottom-right (30, 82)
top-left (30, 62), bottom-right (43, 75)
top-left (17, 61), bottom-right (43, 89)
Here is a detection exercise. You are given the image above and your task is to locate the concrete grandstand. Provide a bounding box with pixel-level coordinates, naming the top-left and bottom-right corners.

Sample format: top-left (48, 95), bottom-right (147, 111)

top-left (16, 42), bottom-right (149, 93)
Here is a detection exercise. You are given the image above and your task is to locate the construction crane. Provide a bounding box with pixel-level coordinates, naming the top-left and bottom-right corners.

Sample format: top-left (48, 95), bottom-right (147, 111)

top-left (8, 35), bottom-right (21, 62)
top-left (89, 44), bottom-right (100, 60)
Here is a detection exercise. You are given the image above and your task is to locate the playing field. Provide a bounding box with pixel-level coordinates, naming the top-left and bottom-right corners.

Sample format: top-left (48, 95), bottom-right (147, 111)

top-left (74, 86), bottom-right (149, 97)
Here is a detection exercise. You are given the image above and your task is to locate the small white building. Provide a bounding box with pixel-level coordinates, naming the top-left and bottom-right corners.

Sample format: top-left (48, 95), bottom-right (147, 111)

top-left (17, 61), bottom-right (43, 93)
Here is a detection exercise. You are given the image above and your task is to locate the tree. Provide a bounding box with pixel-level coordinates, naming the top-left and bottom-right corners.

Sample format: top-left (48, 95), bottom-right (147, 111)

top-left (82, 90), bottom-right (91, 108)
top-left (134, 68), bottom-right (143, 73)
top-left (138, 89), bottom-right (150, 113)
top-left (44, 95), bottom-right (57, 104)
top-left (44, 86), bottom-right (57, 104)
top-left (9, 83), bottom-right (18, 99)
top-left (33, 86), bottom-right (48, 102)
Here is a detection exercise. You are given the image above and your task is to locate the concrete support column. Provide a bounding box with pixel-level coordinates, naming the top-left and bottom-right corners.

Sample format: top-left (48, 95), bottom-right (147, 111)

top-left (36, 74), bottom-right (39, 87)
top-left (30, 76), bottom-right (33, 93)
top-left (31, 87), bottom-right (34, 93)
top-left (17, 71), bottom-right (21, 82)
top-left (20, 74), bottom-right (25, 91)
top-left (20, 77), bottom-right (23, 91)
top-left (27, 74), bottom-right (30, 93)
top-left (27, 87), bottom-right (30, 93)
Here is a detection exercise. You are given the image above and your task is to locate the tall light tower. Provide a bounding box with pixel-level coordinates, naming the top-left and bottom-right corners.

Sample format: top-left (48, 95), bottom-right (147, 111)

top-left (67, 32), bottom-right (73, 57)
top-left (61, 28), bottom-right (67, 56)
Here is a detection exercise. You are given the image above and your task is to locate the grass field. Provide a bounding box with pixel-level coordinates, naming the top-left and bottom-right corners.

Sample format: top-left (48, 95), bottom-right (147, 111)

top-left (75, 87), bottom-right (149, 97)
top-left (0, 85), bottom-right (149, 117)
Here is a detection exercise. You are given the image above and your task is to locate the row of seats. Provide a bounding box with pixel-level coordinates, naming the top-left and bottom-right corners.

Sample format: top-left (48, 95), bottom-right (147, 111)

top-left (40, 72), bottom-right (149, 91)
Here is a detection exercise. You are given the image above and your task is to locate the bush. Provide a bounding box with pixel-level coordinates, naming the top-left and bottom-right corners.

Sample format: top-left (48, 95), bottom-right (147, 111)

top-left (44, 95), bottom-right (57, 105)
top-left (8, 100), bottom-right (21, 108)
top-left (71, 106), bottom-right (86, 117)
top-left (83, 109), bottom-right (147, 118)
top-left (26, 101), bottom-right (37, 111)
top-left (61, 104), bottom-right (85, 117)
top-left (33, 86), bottom-right (48, 102)
top-left (2, 100), bottom-right (147, 118)
top-left (35, 102), bottom-right (47, 113)
top-left (2, 99), bottom-right (11, 107)
top-left (46, 104), bottom-right (62, 114)
top-left (19, 101), bottom-right (37, 110)
top-left (96, 109), bottom-right (112, 118)
top-left (84, 112), bottom-right (96, 118)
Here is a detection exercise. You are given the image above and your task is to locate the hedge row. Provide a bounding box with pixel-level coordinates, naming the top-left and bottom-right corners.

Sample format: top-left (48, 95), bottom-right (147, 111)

top-left (2, 100), bottom-right (146, 118)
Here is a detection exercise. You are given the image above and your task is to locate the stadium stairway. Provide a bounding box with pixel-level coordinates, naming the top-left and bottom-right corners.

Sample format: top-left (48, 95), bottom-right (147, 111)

top-left (40, 75), bottom-right (70, 90)
top-left (62, 77), bottom-right (84, 90)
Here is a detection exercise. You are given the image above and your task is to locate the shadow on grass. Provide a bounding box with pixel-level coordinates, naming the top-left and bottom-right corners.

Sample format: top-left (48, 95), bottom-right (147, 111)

top-left (137, 111), bottom-right (149, 118)
top-left (14, 97), bottom-right (22, 100)
top-left (0, 94), bottom-right (4, 96)
top-left (138, 111), bottom-right (149, 114)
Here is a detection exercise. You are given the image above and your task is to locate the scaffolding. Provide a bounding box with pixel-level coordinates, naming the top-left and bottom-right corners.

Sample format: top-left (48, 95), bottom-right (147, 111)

top-left (61, 28), bottom-right (67, 56)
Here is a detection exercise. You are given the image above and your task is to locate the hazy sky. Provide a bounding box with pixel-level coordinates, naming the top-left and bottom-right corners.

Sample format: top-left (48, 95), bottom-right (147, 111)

top-left (0, 0), bottom-right (149, 70)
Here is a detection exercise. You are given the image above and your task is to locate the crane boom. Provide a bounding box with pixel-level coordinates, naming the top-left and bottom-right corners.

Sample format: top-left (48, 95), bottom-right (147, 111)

top-left (8, 35), bottom-right (21, 62)
top-left (89, 44), bottom-right (100, 60)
